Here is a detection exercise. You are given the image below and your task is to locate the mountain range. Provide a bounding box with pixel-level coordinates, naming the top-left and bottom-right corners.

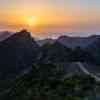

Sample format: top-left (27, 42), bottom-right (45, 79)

top-left (0, 30), bottom-right (100, 99)
top-left (0, 30), bottom-right (100, 79)
top-left (38, 35), bottom-right (100, 48)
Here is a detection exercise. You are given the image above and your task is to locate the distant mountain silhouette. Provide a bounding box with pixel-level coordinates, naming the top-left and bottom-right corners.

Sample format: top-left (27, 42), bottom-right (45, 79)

top-left (37, 38), bottom-right (55, 46)
top-left (0, 31), bottom-right (100, 79)
top-left (36, 35), bottom-right (100, 65)
top-left (56, 35), bottom-right (100, 49)
top-left (0, 29), bottom-right (39, 79)
top-left (0, 31), bottom-right (12, 41)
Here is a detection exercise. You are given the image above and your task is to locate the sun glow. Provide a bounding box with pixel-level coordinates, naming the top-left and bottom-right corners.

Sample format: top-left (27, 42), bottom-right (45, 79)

top-left (26, 16), bottom-right (37, 26)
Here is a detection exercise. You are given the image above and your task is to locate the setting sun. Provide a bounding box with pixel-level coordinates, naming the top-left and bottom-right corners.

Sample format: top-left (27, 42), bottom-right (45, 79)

top-left (26, 16), bottom-right (37, 26)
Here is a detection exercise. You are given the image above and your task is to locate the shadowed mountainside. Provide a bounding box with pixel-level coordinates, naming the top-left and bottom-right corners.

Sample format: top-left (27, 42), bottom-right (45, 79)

top-left (0, 30), bottom-right (39, 79)
top-left (0, 31), bottom-right (100, 99)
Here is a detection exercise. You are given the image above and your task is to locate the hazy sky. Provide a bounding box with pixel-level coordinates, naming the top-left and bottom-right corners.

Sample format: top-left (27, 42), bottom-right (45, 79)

top-left (0, 0), bottom-right (100, 38)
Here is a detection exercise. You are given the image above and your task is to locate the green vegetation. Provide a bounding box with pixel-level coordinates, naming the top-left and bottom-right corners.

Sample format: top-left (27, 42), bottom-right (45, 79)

top-left (1, 62), bottom-right (100, 100)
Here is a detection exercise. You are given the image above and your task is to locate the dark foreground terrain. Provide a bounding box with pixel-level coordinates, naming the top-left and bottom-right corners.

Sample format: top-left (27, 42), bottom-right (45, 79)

top-left (0, 30), bottom-right (100, 100)
top-left (0, 63), bottom-right (100, 100)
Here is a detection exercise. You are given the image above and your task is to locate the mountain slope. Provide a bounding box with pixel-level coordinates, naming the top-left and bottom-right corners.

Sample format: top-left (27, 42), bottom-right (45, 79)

top-left (0, 30), bottom-right (39, 79)
top-left (56, 35), bottom-right (100, 49)
top-left (40, 42), bottom-right (72, 63)
top-left (86, 36), bottom-right (100, 65)
top-left (0, 31), bottom-right (12, 41)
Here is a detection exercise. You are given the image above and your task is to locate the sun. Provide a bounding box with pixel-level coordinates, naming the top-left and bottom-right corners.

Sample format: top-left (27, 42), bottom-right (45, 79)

top-left (27, 16), bottom-right (37, 26)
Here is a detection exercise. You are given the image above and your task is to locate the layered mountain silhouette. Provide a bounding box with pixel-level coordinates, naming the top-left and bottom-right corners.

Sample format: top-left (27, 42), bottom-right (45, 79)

top-left (0, 31), bottom-right (100, 99)
top-left (38, 35), bottom-right (100, 48)
top-left (0, 30), bottom-right (100, 79)
top-left (38, 35), bottom-right (100, 64)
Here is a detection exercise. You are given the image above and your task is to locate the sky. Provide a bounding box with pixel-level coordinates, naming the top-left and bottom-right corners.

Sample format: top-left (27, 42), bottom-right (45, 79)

top-left (0, 0), bottom-right (100, 38)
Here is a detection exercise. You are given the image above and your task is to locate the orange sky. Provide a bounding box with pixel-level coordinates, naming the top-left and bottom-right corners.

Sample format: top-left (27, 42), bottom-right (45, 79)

top-left (0, 0), bottom-right (100, 38)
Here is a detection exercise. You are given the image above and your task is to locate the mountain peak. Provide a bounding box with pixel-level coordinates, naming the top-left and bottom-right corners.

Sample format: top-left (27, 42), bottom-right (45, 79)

top-left (14, 29), bottom-right (31, 38)
top-left (57, 35), bottom-right (69, 40)
top-left (20, 29), bottom-right (28, 33)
